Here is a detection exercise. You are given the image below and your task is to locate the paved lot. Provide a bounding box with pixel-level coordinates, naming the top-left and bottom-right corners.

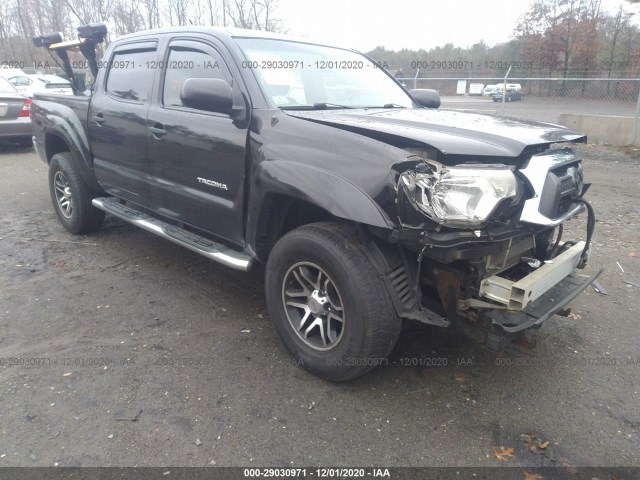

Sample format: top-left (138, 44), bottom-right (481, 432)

top-left (0, 141), bottom-right (639, 470)
top-left (440, 96), bottom-right (638, 124)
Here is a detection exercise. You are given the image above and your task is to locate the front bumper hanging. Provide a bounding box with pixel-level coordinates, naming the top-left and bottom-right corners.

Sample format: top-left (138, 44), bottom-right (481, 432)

top-left (463, 242), bottom-right (603, 333)
top-left (480, 241), bottom-right (587, 310)
top-left (456, 241), bottom-right (602, 335)
top-left (484, 269), bottom-right (602, 334)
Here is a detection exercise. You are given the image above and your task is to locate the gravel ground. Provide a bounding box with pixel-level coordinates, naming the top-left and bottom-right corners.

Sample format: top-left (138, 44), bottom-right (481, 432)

top-left (0, 141), bottom-right (638, 471)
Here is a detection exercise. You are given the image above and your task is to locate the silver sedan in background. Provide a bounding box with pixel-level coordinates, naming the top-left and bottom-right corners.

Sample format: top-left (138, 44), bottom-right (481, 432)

top-left (0, 76), bottom-right (32, 147)
top-left (8, 74), bottom-right (74, 98)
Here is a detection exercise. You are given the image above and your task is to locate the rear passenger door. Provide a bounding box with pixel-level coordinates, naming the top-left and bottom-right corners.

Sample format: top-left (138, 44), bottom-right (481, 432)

top-left (146, 38), bottom-right (248, 245)
top-left (89, 41), bottom-right (158, 207)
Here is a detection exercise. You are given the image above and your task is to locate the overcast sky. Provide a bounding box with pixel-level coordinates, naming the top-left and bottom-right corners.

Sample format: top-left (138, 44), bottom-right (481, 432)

top-left (277, 0), bottom-right (638, 51)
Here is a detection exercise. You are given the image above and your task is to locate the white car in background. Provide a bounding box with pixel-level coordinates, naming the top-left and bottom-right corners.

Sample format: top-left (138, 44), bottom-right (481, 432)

top-left (482, 84), bottom-right (499, 96)
top-left (7, 74), bottom-right (73, 97)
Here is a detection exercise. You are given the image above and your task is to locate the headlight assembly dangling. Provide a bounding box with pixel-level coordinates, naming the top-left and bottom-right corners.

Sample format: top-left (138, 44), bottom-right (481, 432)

top-left (403, 164), bottom-right (519, 227)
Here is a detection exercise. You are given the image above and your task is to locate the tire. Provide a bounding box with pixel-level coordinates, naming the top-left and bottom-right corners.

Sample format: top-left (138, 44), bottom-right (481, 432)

top-left (48, 152), bottom-right (105, 234)
top-left (265, 222), bottom-right (401, 381)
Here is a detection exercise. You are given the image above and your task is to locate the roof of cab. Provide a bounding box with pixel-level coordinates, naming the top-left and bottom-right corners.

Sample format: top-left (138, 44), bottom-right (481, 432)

top-left (115, 26), bottom-right (341, 49)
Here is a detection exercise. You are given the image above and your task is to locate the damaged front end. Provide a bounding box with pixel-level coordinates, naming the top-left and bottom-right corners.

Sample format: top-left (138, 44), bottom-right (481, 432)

top-left (390, 147), bottom-right (601, 351)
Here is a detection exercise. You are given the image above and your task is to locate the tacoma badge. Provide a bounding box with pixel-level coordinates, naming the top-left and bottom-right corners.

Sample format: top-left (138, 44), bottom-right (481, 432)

top-left (197, 177), bottom-right (228, 191)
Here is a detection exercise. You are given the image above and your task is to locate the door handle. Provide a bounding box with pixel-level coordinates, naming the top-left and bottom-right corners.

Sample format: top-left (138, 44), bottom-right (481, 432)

top-left (91, 113), bottom-right (105, 125)
top-left (148, 123), bottom-right (167, 138)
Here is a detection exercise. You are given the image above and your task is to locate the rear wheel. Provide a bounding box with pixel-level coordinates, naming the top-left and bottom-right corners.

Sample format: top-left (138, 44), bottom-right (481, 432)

top-left (48, 152), bottom-right (105, 234)
top-left (265, 222), bottom-right (401, 381)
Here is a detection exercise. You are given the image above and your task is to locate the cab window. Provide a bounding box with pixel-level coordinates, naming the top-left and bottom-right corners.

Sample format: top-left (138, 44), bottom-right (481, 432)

top-left (162, 46), bottom-right (231, 109)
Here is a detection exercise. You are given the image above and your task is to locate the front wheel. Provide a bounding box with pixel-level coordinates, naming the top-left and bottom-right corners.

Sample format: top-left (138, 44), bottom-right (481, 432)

top-left (48, 152), bottom-right (105, 234)
top-left (265, 222), bottom-right (401, 381)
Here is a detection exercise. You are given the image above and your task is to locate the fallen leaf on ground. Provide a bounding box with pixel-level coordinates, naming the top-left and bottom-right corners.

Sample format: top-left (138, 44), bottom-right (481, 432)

top-left (491, 446), bottom-right (515, 461)
top-left (521, 433), bottom-right (550, 454)
top-left (455, 375), bottom-right (465, 382)
top-left (558, 456), bottom-right (578, 475)
top-left (522, 470), bottom-right (543, 480)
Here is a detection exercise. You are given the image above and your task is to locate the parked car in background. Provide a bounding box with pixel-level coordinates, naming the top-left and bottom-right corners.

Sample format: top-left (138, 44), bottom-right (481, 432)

top-left (494, 83), bottom-right (522, 93)
top-left (492, 89), bottom-right (523, 102)
top-left (0, 76), bottom-right (32, 147)
top-left (482, 84), bottom-right (498, 96)
top-left (8, 74), bottom-right (73, 98)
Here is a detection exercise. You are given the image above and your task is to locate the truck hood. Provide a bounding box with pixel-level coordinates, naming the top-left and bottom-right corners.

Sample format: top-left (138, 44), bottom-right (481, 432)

top-left (284, 108), bottom-right (586, 158)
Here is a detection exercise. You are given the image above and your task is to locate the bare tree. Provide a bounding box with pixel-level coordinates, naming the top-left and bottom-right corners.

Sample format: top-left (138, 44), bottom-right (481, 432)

top-left (225, 0), bottom-right (282, 31)
top-left (111, 0), bottom-right (145, 36)
top-left (140, 0), bottom-right (161, 29)
top-left (64, 0), bottom-right (113, 25)
top-left (170, 0), bottom-right (190, 26)
top-left (205, 0), bottom-right (220, 25)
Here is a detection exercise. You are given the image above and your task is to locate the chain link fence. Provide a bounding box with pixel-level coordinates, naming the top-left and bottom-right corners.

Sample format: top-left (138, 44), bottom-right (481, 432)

top-left (5, 60), bottom-right (640, 144)
top-left (398, 76), bottom-right (640, 145)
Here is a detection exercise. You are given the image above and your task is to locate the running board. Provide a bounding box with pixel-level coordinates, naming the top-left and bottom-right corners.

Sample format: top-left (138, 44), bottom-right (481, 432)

top-left (92, 197), bottom-right (254, 271)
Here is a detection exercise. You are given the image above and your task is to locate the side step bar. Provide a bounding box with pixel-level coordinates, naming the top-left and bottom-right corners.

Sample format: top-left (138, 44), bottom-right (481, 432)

top-left (92, 197), bottom-right (254, 271)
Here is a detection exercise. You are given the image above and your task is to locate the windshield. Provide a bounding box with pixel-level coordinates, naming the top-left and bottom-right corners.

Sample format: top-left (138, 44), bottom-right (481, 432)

top-left (235, 38), bottom-right (415, 109)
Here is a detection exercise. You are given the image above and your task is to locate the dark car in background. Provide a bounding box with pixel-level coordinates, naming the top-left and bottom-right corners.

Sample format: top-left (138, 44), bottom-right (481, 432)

top-left (0, 76), bottom-right (32, 147)
top-left (492, 88), bottom-right (523, 102)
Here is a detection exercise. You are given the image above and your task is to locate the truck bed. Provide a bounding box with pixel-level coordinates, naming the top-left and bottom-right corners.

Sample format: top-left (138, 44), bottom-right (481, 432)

top-left (32, 93), bottom-right (92, 135)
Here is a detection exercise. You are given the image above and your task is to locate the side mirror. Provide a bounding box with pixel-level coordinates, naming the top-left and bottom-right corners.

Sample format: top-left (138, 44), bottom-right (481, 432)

top-left (180, 78), bottom-right (234, 115)
top-left (410, 89), bottom-right (441, 109)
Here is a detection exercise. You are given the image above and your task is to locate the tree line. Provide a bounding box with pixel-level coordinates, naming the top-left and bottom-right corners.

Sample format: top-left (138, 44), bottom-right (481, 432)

top-left (0, 0), bottom-right (638, 83)
top-left (367, 0), bottom-right (640, 80)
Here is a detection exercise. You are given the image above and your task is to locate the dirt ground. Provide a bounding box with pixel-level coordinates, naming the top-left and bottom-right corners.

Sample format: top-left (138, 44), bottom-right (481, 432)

top-left (0, 141), bottom-right (638, 470)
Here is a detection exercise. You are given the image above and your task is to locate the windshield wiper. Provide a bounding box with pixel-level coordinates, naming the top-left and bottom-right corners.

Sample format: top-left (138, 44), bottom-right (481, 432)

top-left (279, 103), bottom-right (354, 111)
top-left (381, 103), bottom-right (406, 108)
top-left (312, 103), bottom-right (353, 110)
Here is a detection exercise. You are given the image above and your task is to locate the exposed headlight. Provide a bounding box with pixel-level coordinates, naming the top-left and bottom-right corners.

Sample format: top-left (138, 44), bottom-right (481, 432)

top-left (402, 165), bottom-right (519, 227)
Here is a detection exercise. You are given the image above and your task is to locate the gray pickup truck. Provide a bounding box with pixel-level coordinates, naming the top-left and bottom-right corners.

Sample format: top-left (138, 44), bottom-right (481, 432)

top-left (30, 25), bottom-right (600, 380)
